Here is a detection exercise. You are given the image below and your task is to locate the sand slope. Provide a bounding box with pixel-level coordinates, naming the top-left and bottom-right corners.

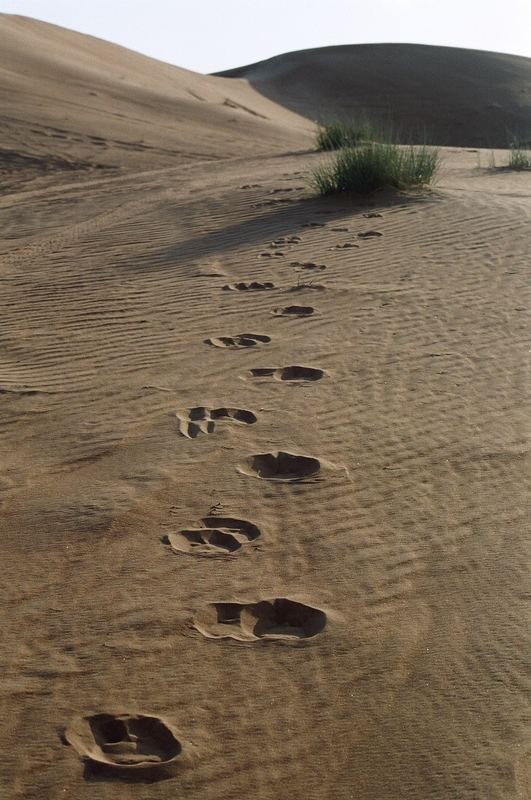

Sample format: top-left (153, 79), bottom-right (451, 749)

top-left (0, 17), bottom-right (530, 800)
top-left (218, 43), bottom-right (531, 147)
top-left (0, 14), bottom-right (311, 189)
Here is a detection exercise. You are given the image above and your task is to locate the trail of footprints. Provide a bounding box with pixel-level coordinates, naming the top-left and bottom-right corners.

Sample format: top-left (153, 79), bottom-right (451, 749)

top-left (65, 200), bottom-right (385, 778)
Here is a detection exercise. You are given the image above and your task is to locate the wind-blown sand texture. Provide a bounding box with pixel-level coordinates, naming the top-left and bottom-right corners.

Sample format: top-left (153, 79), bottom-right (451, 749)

top-left (0, 14), bottom-right (530, 800)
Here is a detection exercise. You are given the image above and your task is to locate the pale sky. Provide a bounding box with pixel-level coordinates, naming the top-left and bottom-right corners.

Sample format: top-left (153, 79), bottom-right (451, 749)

top-left (0, 0), bottom-right (529, 73)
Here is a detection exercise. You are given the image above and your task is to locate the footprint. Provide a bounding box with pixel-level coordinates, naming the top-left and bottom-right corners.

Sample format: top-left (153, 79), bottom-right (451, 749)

top-left (272, 306), bottom-right (315, 317)
top-left (259, 251), bottom-right (284, 258)
top-left (194, 598), bottom-right (327, 641)
top-left (222, 281), bottom-right (275, 291)
top-left (331, 226), bottom-right (350, 232)
top-left (289, 281), bottom-right (325, 292)
top-left (301, 222), bottom-right (325, 228)
top-left (290, 261), bottom-right (326, 271)
top-left (238, 451), bottom-right (321, 481)
top-left (167, 516), bottom-right (261, 557)
top-left (250, 366), bottom-right (324, 381)
top-left (358, 230), bottom-right (383, 238)
top-left (205, 333), bottom-right (271, 349)
top-left (176, 407), bottom-right (257, 438)
top-left (271, 236), bottom-right (301, 245)
top-left (332, 242), bottom-right (359, 249)
top-left (363, 212), bottom-right (383, 218)
top-left (239, 183), bottom-right (262, 189)
top-left (64, 713), bottom-right (182, 775)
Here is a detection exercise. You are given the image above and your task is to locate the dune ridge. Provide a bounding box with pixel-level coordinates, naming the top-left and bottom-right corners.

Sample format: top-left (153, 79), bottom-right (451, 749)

top-left (217, 43), bottom-right (531, 147)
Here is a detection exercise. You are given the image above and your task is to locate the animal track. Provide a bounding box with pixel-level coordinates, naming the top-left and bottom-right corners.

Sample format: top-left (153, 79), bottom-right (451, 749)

top-left (273, 306), bottom-right (315, 317)
top-left (289, 280), bottom-right (325, 292)
top-left (301, 221), bottom-right (325, 228)
top-left (167, 516), bottom-right (261, 557)
top-left (332, 242), bottom-right (359, 249)
top-left (176, 407), bottom-right (257, 438)
top-left (205, 333), bottom-right (271, 348)
top-left (250, 365), bottom-right (324, 381)
top-left (271, 236), bottom-right (301, 245)
top-left (239, 451), bottom-right (321, 481)
top-left (259, 251), bottom-right (284, 258)
top-left (358, 229), bottom-right (383, 238)
top-left (290, 261), bottom-right (326, 271)
top-left (363, 212), bottom-right (383, 218)
top-left (223, 281), bottom-right (275, 291)
top-left (65, 713), bottom-right (182, 775)
top-left (331, 226), bottom-right (350, 232)
top-left (194, 598), bottom-right (327, 641)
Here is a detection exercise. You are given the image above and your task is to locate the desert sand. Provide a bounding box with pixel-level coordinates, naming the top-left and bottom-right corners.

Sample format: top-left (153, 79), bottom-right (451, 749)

top-left (0, 13), bottom-right (530, 800)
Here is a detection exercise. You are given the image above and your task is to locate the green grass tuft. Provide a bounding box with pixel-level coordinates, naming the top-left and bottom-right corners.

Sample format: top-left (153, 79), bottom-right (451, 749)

top-left (507, 145), bottom-right (531, 170)
top-left (315, 118), bottom-right (376, 151)
top-left (310, 142), bottom-right (440, 195)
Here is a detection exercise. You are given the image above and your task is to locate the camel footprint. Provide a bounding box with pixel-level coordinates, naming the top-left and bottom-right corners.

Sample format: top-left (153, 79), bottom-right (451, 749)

top-left (272, 306), bottom-right (316, 317)
top-left (358, 229), bottom-right (383, 238)
top-left (64, 713), bottom-right (182, 776)
top-left (194, 598), bottom-right (327, 641)
top-left (176, 407), bottom-right (257, 438)
top-left (205, 333), bottom-right (271, 348)
top-left (167, 516), bottom-right (261, 557)
top-left (290, 261), bottom-right (326, 271)
top-left (222, 281), bottom-right (275, 291)
top-left (238, 451), bottom-right (321, 481)
top-left (250, 366), bottom-right (324, 381)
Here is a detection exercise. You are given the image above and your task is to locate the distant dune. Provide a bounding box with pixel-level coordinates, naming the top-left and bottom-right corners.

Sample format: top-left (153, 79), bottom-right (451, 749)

top-left (217, 44), bottom-right (531, 147)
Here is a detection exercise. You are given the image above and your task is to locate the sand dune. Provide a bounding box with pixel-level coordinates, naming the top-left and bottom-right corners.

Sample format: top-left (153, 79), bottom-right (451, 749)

top-left (218, 43), bottom-right (531, 147)
top-left (0, 14), bottom-right (529, 800)
top-left (0, 14), bottom-right (311, 189)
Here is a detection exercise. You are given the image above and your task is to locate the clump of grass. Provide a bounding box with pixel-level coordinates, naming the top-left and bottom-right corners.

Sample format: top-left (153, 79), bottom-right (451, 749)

top-left (507, 145), bottom-right (531, 170)
top-left (315, 117), bottom-right (376, 151)
top-left (311, 142), bottom-right (440, 195)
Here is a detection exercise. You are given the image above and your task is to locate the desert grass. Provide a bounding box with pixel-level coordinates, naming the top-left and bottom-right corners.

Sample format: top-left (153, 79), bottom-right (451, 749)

top-left (311, 141), bottom-right (440, 195)
top-left (315, 117), bottom-right (377, 150)
top-left (507, 145), bottom-right (531, 170)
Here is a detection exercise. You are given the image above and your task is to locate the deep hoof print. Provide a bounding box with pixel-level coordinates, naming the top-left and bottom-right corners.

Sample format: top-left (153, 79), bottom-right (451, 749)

top-left (168, 516), bottom-right (261, 557)
top-left (358, 229), bottom-right (383, 238)
top-left (194, 598), bottom-right (327, 641)
top-left (177, 407), bottom-right (257, 438)
top-left (205, 333), bottom-right (271, 349)
top-left (273, 306), bottom-right (315, 317)
top-left (290, 261), bottom-right (326, 271)
top-left (223, 281), bottom-right (275, 291)
top-left (250, 366), bottom-right (324, 382)
top-left (65, 713), bottom-right (182, 777)
top-left (239, 451), bottom-right (321, 481)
